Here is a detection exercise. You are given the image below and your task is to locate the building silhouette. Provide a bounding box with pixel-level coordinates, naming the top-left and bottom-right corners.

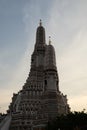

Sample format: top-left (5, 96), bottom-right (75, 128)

top-left (8, 20), bottom-right (70, 130)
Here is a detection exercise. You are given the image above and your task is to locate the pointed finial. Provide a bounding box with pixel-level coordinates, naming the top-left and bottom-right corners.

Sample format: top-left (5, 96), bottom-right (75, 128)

top-left (39, 19), bottom-right (42, 26)
top-left (49, 36), bottom-right (51, 45)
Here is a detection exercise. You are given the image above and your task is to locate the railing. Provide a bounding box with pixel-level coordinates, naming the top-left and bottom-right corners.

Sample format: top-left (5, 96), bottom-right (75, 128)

top-left (0, 114), bottom-right (11, 130)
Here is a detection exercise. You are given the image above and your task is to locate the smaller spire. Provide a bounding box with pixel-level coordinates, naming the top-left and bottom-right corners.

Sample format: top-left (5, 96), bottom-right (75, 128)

top-left (49, 36), bottom-right (51, 45)
top-left (39, 19), bottom-right (42, 26)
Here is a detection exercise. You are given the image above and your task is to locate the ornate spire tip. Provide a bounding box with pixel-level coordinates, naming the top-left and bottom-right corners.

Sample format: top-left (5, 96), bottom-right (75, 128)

top-left (39, 19), bottom-right (42, 26)
top-left (49, 36), bottom-right (51, 45)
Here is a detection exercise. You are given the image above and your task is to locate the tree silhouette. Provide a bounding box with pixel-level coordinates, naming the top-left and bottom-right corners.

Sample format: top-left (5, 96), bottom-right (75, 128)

top-left (46, 111), bottom-right (87, 130)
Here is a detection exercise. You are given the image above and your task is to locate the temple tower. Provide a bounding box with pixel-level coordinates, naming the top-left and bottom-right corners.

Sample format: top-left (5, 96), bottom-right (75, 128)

top-left (9, 21), bottom-right (70, 130)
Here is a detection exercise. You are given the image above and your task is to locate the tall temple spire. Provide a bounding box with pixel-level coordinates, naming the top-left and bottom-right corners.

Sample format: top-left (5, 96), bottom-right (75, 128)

top-left (44, 41), bottom-right (57, 71)
top-left (8, 21), bottom-right (70, 130)
top-left (36, 20), bottom-right (46, 44)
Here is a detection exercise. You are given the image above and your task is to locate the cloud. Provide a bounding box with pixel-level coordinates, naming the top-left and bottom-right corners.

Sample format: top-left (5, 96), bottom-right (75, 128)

top-left (45, 0), bottom-right (87, 111)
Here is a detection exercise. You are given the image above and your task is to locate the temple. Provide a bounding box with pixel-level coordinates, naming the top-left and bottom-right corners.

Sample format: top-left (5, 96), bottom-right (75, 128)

top-left (7, 20), bottom-right (70, 130)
